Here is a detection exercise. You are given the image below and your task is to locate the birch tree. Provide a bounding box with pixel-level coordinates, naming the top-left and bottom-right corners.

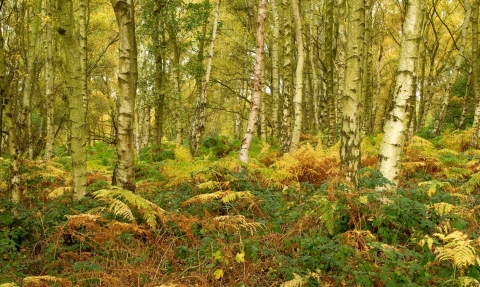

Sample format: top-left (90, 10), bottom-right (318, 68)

top-left (431, 0), bottom-right (472, 136)
top-left (190, 0), bottom-right (221, 157)
top-left (289, 0), bottom-right (305, 152)
top-left (44, 0), bottom-right (55, 160)
top-left (340, 0), bottom-right (364, 189)
top-left (111, 0), bottom-right (138, 192)
top-left (377, 0), bottom-right (425, 188)
top-left (239, 0), bottom-right (266, 165)
top-left (58, 0), bottom-right (87, 200)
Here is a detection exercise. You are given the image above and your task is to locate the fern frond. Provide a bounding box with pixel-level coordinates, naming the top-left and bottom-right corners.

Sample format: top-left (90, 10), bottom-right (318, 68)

top-left (280, 273), bottom-right (306, 287)
top-left (0, 283), bottom-right (19, 287)
top-left (93, 187), bottom-right (167, 229)
top-left (462, 172), bottom-right (480, 194)
top-left (204, 215), bottom-right (264, 235)
top-left (196, 181), bottom-right (218, 190)
top-left (23, 276), bottom-right (67, 286)
top-left (315, 197), bottom-right (337, 235)
top-left (458, 277), bottom-right (480, 287)
top-left (442, 166), bottom-right (471, 179)
top-left (418, 180), bottom-right (452, 197)
top-left (48, 187), bottom-right (71, 199)
top-left (221, 191), bottom-right (254, 204)
top-left (174, 146), bottom-right (192, 162)
top-left (431, 202), bottom-right (455, 217)
top-left (434, 230), bottom-right (477, 271)
top-left (418, 235), bottom-right (434, 251)
top-left (182, 191), bottom-right (226, 207)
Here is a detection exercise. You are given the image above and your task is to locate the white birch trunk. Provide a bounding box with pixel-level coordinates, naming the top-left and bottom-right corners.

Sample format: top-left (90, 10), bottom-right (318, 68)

top-left (431, 0), bottom-right (471, 136)
top-left (378, 0), bottom-right (425, 188)
top-left (289, 0), bottom-right (305, 152)
top-left (239, 0), bottom-right (266, 165)
top-left (111, 0), bottom-right (137, 192)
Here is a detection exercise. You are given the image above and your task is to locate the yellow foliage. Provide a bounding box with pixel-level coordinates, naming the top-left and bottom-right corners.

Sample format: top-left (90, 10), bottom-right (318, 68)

top-left (93, 187), bottom-right (167, 229)
top-left (434, 231), bottom-right (479, 272)
top-left (431, 202), bottom-right (455, 217)
top-left (202, 215), bottom-right (264, 235)
top-left (23, 276), bottom-right (68, 287)
top-left (47, 187), bottom-right (71, 199)
top-left (174, 146), bottom-right (193, 162)
top-left (182, 190), bottom-right (255, 207)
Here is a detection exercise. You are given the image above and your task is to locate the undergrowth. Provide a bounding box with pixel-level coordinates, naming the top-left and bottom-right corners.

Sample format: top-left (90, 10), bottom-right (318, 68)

top-left (2, 134), bottom-right (480, 286)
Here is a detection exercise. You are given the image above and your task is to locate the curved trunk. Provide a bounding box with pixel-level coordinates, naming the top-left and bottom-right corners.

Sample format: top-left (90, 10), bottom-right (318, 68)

top-left (377, 0), bottom-right (425, 188)
top-left (239, 0), bottom-right (266, 165)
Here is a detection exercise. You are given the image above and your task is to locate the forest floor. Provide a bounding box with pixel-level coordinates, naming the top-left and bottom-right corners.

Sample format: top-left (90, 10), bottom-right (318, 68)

top-left (1, 130), bottom-right (480, 286)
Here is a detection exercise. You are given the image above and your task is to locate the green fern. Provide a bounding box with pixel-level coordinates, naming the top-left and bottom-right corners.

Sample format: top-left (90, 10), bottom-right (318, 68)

top-left (315, 197), bottom-right (337, 235)
top-left (93, 187), bottom-right (167, 229)
top-left (462, 172), bottom-right (480, 194)
top-left (418, 180), bottom-right (452, 198)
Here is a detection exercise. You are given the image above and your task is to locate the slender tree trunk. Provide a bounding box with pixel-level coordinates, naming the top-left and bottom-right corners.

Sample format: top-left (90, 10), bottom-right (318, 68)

top-left (111, 0), bottom-right (137, 192)
top-left (371, 44), bottom-right (383, 132)
top-left (458, 67), bottom-right (472, 130)
top-left (431, 0), bottom-right (471, 136)
top-left (289, 0), bottom-right (305, 152)
top-left (335, 0), bottom-right (346, 137)
top-left (416, 47), bottom-right (426, 132)
top-left (44, 0), bottom-right (55, 160)
top-left (79, 0), bottom-right (88, 145)
top-left (58, 0), bottom-right (87, 200)
top-left (239, 0), bottom-right (266, 165)
top-left (271, 0), bottom-right (281, 141)
top-left (0, 18), bottom-right (21, 202)
top-left (309, 0), bottom-right (320, 133)
top-left (340, 0), bottom-right (364, 190)
top-left (325, 0), bottom-right (336, 146)
top-left (153, 1), bottom-right (165, 153)
top-left (280, 0), bottom-right (293, 154)
top-left (378, 0), bottom-right (425, 188)
top-left (362, 0), bottom-right (373, 135)
top-left (191, 0), bottom-right (221, 156)
top-left (470, 2), bottom-right (480, 147)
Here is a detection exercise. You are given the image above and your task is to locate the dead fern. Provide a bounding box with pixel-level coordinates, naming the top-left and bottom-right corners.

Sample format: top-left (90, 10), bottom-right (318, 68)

top-left (201, 215), bottom-right (264, 235)
top-left (182, 190), bottom-right (255, 207)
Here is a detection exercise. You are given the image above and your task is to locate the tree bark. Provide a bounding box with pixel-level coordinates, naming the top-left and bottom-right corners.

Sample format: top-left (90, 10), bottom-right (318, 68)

top-left (111, 0), bottom-right (137, 192)
top-left (44, 0), bottom-right (55, 160)
top-left (340, 0), bottom-right (364, 190)
top-left (239, 0), bottom-right (266, 165)
top-left (470, 2), bottom-right (480, 147)
top-left (271, 0), bottom-right (281, 141)
top-left (58, 0), bottom-right (88, 200)
top-left (378, 0), bottom-right (425, 188)
top-left (280, 0), bottom-right (293, 154)
top-left (325, 0), bottom-right (336, 146)
top-left (289, 0), bottom-right (305, 152)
